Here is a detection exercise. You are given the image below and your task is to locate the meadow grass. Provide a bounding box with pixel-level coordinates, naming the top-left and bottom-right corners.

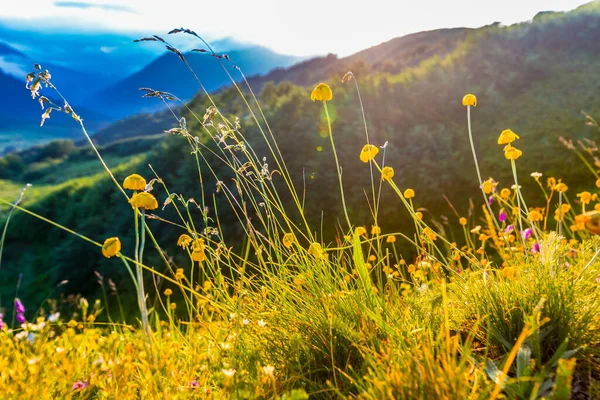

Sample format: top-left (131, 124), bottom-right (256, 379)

top-left (1, 31), bottom-right (600, 399)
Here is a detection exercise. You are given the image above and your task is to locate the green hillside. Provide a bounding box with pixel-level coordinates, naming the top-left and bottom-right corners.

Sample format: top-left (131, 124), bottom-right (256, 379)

top-left (1, 1), bottom-right (600, 309)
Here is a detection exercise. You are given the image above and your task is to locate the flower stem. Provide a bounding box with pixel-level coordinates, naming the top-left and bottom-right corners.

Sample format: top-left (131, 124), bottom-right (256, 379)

top-left (324, 101), bottom-right (352, 231)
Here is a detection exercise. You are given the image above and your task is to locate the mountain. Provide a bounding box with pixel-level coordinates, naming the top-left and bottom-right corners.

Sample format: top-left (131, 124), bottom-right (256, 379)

top-left (87, 45), bottom-right (304, 118)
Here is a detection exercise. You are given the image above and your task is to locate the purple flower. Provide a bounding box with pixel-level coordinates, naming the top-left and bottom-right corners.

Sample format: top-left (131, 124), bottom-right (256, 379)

top-left (531, 242), bottom-right (540, 254)
top-left (522, 228), bottom-right (533, 241)
top-left (488, 195), bottom-right (494, 205)
top-left (16, 313), bottom-right (26, 325)
top-left (71, 381), bottom-right (90, 391)
top-left (0, 313), bottom-right (4, 330)
top-left (499, 210), bottom-right (507, 223)
top-left (190, 379), bottom-right (199, 388)
top-left (15, 298), bottom-right (25, 314)
top-left (506, 225), bottom-right (514, 233)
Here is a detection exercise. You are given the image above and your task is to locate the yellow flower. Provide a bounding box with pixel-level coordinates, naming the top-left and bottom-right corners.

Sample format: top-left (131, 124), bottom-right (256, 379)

top-left (578, 191), bottom-right (592, 205)
top-left (129, 192), bottom-right (159, 210)
top-left (170, 302), bottom-right (177, 310)
top-left (596, 178), bottom-right (600, 188)
top-left (500, 188), bottom-right (512, 200)
top-left (123, 174), bottom-right (146, 191)
top-left (191, 238), bottom-right (206, 262)
top-left (360, 144), bottom-right (379, 163)
top-left (164, 289), bottom-right (172, 296)
top-left (554, 204), bottom-right (571, 221)
top-left (67, 320), bottom-right (78, 328)
top-left (547, 177), bottom-right (556, 190)
top-left (310, 83), bottom-right (332, 102)
top-left (308, 243), bottom-right (324, 258)
top-left (554, 182), bottom-right (568, 193)
top-left (482, 179), bottom-right (494, 194)
top-left (504, 144), bottom-right (522, 160)
top-left (578, 211), bottom-right (600, 235)
top-left (368, 254), bottom-right (376, 262)
top-left (459, 217), bottom-right (467, 226)
top-left (404, 188), bottom-right (415, 199)
top-left (386, 235), bottom-right (396, 243)
top-left (529, 209), bottom-right (543, 222)
top-left (101, 237), bottom-right (121, 258)
top-left (498, 129), bottom-right (520, 145)
top-left (423, 227), bottom-right (437, 241)
top-left (462, 94), bottom-right (477, 107)
top-left (355, 226), bottom-right (367, 236)
top-left (501, 266), bottom-right (518, 279)
top-left (282, 233), bottom-right (295, 248)
top-left (371, 225), bottom-right (381, 235)
top-left (381, 166), bottom-right (394, 181)
top-left (177, 234), bottom-right (192, 248)
top-left (175, 268), bottom-right (185, 280)
top-left (415, 212), bottom-right (423, 220)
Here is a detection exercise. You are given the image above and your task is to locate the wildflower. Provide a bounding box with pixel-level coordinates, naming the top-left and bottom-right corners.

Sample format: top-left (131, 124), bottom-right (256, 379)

top-left (596, 178), bottom-right (600, 188)
top-left (500, 188), bottom-right (512, 199)
top-left (262, 365), bottom-right (275, 376)
top-left (459, 217), bottom-right (467, 226)
top-left (129, 192), bottom-right (158, 210)
top-left (576, 211), bottom-right (600, 235)
top-left (170, 303), bottom-right (177, 310)
top-left (404, 188), bottom-right (415, 199)
top-left (499, 210), bottom-right (507, 222)
top-left (282, 232), bottom-right (295, 248)
top-left (482, 179), bottom-right (495, 194)
top-left (470, 225), bottom-right (481, 233)
top-left (529, 209), bottom-right (543, 222)
top-left (531, 172), bottom-right (542, 180)
top-left (488, 195), bottom-right (494, 205)
top-left (506, 225), bottom-right (514, 233)
top-left (554, 182), bottom-right (568, 193)
top-left (578, 191), bottom-right (592, 205)
top-left (308, 242), bottom-right (325, 258)
top-left (16, 313), bottom-right (26, 325)
top-left (359, 144), bottom-right (379, 163)
top-left (310, 83), bottom-right (332, 102)
top-left (72, 381), bottom-right (90, 391)
top-left (522, 228), bottom-right (533, 241)
top-left (257, 319), bottom-right (267, 327)
top-left (415, 211), bottom-right (423, 219)
top-left (462, 94), bottom-right (477, 107)
top-left (0, 313), bottom-right (3, 330)
top-left (554, 204), bottom-right (571, 221)
top-left (371, 225), bottom-right (381, 235)
top-left (191, 238), bottom-right (206, 262)
top-left (67, 320), bottom-right (78, 328)
top-left (123, 174), bottom-right (146, 191)
top-left (423, 227), bottom-right (437, 241)
top-left (386, 235), bottom-right (396, 243)
top-left (531, 242), bottom-right (540, 254)
top-left (381, 166), bottom-right (394, 181)
top-left (498, 129), bottom-right (520, 145)
top-left (501, 266), bottom-right (517, 279)
top-left (222, 369), bottom-right (236, 377)
top-left (504, 144), bottom-right (522, 160)
top-left (15, 298), bottom-right (25, 314)
top-left (355, 226), bottom-right (367, 236)
top-left (175, 269), bottom-right (185, 280)
top-left (101, 237), bottom-right (121, 258)
top-left (547, 177), bottom-right (557, 190)
top-left (368, 254), bottom-right (377, 262)
top-left (177, 234), bottom-right (192, 248)
top-left (164, 289), bottom-right (172, 296)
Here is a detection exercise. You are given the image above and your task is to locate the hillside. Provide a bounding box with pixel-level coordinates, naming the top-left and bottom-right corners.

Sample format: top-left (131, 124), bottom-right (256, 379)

top-left (2, 1), bottom-right (600, 311)
top-left (87, 45), bottom-right (303, 118)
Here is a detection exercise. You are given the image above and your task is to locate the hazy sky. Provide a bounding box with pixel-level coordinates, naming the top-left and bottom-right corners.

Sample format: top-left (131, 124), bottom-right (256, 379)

top-left (1, 0), bottom-right (592, 56)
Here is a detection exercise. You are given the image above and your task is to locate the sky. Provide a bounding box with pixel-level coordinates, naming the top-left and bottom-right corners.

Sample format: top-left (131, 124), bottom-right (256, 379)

top-left (0, 0), bottom-right (593, 56)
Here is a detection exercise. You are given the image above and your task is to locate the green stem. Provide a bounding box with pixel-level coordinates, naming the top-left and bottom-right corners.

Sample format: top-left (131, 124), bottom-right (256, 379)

top-left (324, 101), bottom-right (352, 231)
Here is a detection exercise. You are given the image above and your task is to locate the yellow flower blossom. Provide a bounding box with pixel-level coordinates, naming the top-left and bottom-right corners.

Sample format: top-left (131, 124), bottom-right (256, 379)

top-left (529, 209), bottom-right (543, 222)
top-left (123, 174), bottom-right (146, 191)
top-left (500, 188), bottom-right (512, 200)
top-left (462, 94), bottom-right (477, 107)
top-left (547, 177), bottom-right (556, 190)
top-left (101, 237), bottom-right (121, 258)
top-left (482, 179), bottom-right (494, 194)
top-left (596, 178), bottom-right (600, 188)
top-left (381, 166), bottom-right (394, 181)
top-left (175, 269), bottom-right (185, 280)
top-left (191, 238), bottom-right (206, 262)
top-left (386, 235), bottom-right (396, 243)
top-left (404, 188), bottom-right (415, 199)
top-left (554, 182), bottom-right (568, 193)
top-left (164, 289), bottom-right (172, 296)
top-left (170, 303), bottom-right (177, 310)
top-left (504, 144), bottom-right (522, 160)
top-left (423, 227), bottom-right (437, 241)
top-left (177, 234), bottom-right (192, 248)
top-left (371, 225), bottom-right (381, 235)
top-left (498, 129), bottom-right (520, 145)
top-left (459, 217), bottom-right (467, 226)
top-left (282, 233), bottom-right (295, 248)
top-left (578, 191), bottom-right (592, 205)
top-left (355, 226), bottom-right (367, 236)
top-left (310, 82), bottom-right (332, 102)
top-left (360, 144), bottom-right (379, 163)
top-left (554, 204), bottom-right (571, 221)
top-left (129, 192), bottom-right (158, 210)
top-left (308, 242), bottom-right (325, 258)
top-left (368, 254), bottom-right (376, 262)
top-left (415, 212), bottom-right (423, 220)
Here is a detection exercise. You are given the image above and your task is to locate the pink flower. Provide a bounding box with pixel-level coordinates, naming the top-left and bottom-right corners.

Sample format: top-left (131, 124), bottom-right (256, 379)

top-left (71, 381), bottom-right (90, 391)
top-left (499, 210), bottom-right (507, 223)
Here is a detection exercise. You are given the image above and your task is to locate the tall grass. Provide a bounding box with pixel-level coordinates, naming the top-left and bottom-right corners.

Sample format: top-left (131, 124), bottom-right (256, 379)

top-left (0, 31), bottom-right (600, 398)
